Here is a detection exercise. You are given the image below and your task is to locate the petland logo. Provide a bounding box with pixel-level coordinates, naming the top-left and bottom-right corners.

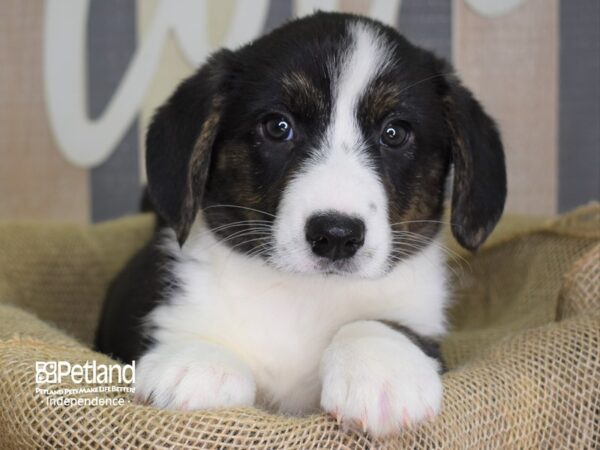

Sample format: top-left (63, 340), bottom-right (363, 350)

top-left (35, 361), bottom-right (135, 384)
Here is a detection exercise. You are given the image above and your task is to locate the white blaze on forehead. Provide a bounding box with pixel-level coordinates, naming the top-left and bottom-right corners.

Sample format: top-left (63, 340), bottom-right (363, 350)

top-left (270, 21), bottom-right (395, 278)
top-left (327, 22), bottom-right (392, 152)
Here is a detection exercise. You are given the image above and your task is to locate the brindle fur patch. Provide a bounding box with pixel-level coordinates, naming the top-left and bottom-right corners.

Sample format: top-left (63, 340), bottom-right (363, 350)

top-left (281, 72), bottom-right (328, 120)
top-left (203, 140), bottom-right (272, 254)
top-left (360, 79), bottom-right (406, 126)
top-left (177, 97), bottom-right (224, 245)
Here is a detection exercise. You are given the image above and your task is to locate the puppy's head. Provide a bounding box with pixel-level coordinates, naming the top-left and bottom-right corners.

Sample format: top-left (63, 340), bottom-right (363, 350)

top-left (146, 12), bottom-right (506, 278)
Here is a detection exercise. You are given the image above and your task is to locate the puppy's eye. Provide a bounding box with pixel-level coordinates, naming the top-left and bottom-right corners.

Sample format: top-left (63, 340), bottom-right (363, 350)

top-left (380, 120), bottom-right (410, 148)
top-left (262, 115), bottom-right (294, 141)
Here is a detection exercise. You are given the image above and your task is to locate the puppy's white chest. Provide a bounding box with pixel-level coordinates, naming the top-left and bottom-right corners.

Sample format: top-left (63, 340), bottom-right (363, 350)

top-left (183, 264), bottom-right (370, 411)
top-left (153, 234), bottom-right (447, 413)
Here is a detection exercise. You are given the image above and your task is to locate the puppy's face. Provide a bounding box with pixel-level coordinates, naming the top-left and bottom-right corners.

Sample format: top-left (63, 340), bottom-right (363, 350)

top-left (147, 13), bottom-right (506, 278)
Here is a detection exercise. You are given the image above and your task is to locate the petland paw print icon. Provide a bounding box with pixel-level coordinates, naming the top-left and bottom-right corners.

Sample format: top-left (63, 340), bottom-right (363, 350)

top-left (36, 361), bottom-right (58, 383)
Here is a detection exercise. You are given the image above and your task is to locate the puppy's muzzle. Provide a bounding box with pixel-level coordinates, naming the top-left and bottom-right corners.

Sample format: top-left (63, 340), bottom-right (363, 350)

top-left (305, 213), bottom-right (365, 261)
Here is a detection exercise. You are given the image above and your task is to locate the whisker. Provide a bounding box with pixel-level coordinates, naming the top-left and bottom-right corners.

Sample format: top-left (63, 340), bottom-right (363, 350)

top-left (394, 239), bottom-right (462, 279)
top-left (386, 249), bottom-right (418, 269)
top-left (246, 242), bottom-right (274, 259)
top-left (388, 244), bottom-right (453, 278)
top-left (391, 235), bottom-right (468, 278)
top-left (391, 230), bottom-right (470, 268)
top-left (228, 236), bottom-right (270, 252)
top-left (390, 219), bottom-right (456, 228)
top-left (208, 222), bottom-right (271, 235)
top-left (392, 235), bottom-right (467, 268)
top-left (220, 229), bottom-right (272, 243)
top-left (211, 219), bottom-right (272, 229)
top-left (217, 225), bottom-right (273, 236)
top-left (396, 71), bottom-right (456, 97)
top-left (191, 219), bottom-right (273, 242)
top-left (204, 204), bottom-right (276, 218)
top-left (200, 228), bottom-right (272, 253)
top-left (220, 236), bottom-right (273, 267)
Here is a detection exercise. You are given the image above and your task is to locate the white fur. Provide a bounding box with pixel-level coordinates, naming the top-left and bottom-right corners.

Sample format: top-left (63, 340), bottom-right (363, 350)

top-left (135, 23), bottom-right (447, 436)
top-left (320, 321), bottom-right (443, 436)
top-left (136, 226), bottom-right (447, 417)
top-left (271, 23), bottom-right (394, 277)
top-left (135, 340), bottom-right (256, 410)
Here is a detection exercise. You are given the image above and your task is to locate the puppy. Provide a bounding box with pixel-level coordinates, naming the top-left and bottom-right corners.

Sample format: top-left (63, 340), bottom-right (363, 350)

top-left (96, 12), bottom-right (506, 437)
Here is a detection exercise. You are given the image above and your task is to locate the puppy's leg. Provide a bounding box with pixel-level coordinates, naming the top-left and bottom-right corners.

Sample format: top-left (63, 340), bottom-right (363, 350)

top-left (134, 340), bottom-right (256, 410)
top-left (320, 320), bottom-right (443, 437)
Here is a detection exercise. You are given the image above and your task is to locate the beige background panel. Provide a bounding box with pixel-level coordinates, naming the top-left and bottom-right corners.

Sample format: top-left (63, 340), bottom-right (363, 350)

top-left (339, 0), bottom-right (370, 15)
top-left (207, 0), bottom-right (236, 48)
top-left (136, 0), bottom-right (200, 183)
top-left (453, 0), bottom-right (558, 215)
top-left (0, 0), bottom-right (89, 223)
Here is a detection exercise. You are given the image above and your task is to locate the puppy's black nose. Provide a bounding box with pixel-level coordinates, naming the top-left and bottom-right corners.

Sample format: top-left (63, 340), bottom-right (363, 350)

top-left (305, 214), bottom-right (365, 261)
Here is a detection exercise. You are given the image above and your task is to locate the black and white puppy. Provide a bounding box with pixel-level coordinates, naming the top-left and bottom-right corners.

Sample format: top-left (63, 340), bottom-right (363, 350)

top-left (96, 12), bottom-right (506, 437)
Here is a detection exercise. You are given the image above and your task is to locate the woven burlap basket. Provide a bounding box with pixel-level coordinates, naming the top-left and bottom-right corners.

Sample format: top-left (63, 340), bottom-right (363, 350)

top-left (0, 204), bottom-right (598, 449)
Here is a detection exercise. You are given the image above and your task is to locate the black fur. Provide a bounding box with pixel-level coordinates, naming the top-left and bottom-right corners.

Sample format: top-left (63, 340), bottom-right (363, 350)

top-left (379, 320), bottom-right (446, 372)
top-left (445, 77), bottom-right (507, 250)
top-left (145, 50), bottom-right (232, 245)
top-left (95, 237), bottom-right (173, 362)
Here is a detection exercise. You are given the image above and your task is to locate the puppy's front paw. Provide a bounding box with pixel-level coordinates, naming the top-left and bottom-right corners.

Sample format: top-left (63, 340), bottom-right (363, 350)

top-left (320, 328), bottom-right (442, 437)
top-left (134, 343), bottom-right (256, 410)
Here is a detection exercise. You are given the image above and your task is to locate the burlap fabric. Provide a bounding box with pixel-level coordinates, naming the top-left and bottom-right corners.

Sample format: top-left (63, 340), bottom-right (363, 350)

top-left (0, 204), bottom-right (598, 449)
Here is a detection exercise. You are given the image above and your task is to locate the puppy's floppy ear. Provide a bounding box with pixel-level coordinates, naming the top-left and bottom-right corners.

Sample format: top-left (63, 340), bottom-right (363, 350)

top-left (445, 75), bottom-right (507, 251)
top-left (146, 50), bottom-right (232, 246)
